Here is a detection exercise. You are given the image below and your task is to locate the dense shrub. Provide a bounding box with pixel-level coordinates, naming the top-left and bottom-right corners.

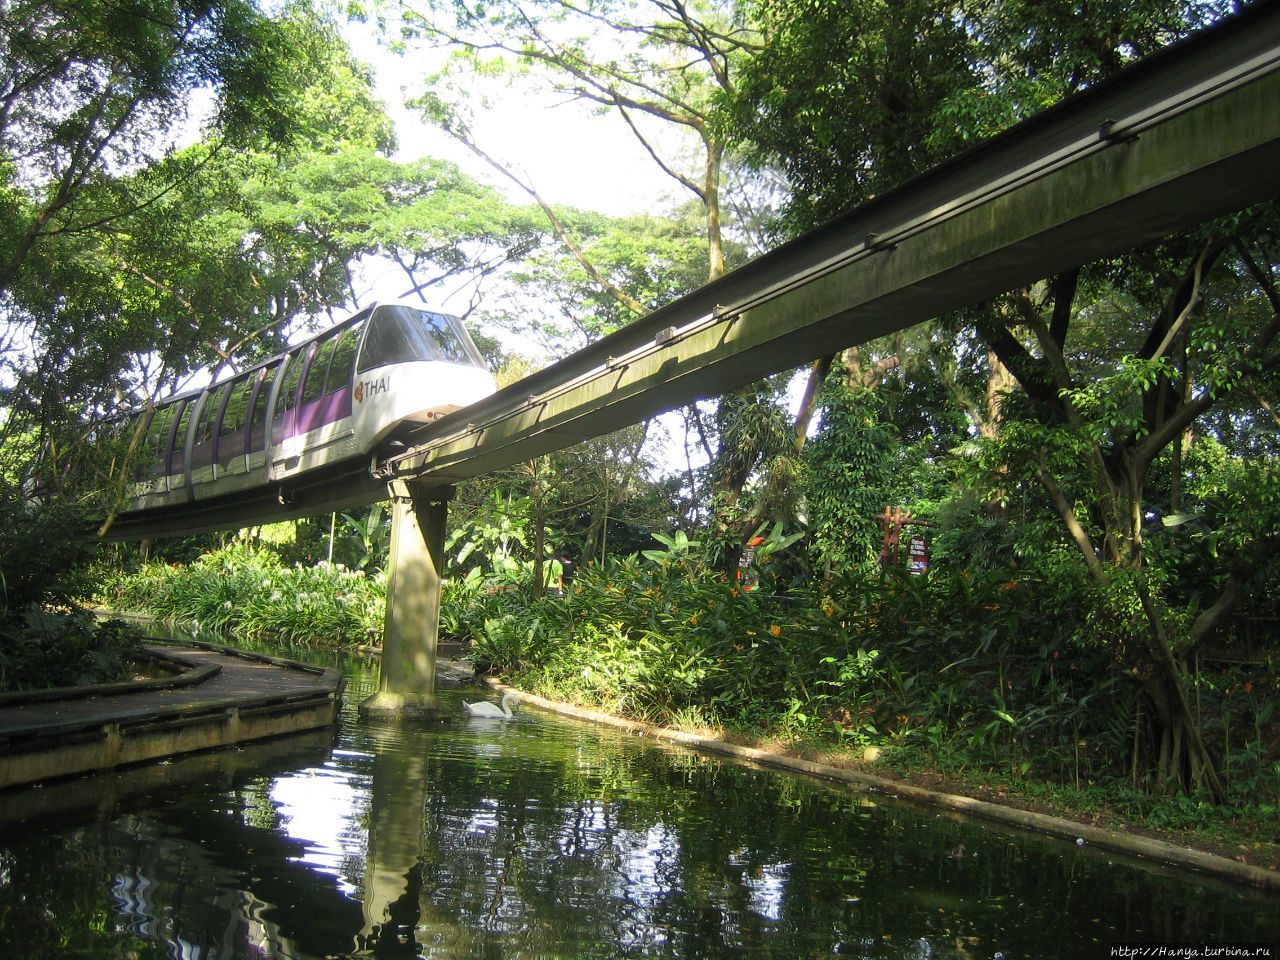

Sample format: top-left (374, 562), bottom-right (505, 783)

top-left (100, 542), bottom-right (385, 646)
top-left (447, 547), bottom-right (1277, 810)
top-left (0, 610), bottom-right (142, 691)
top-left (0, 485), bottom-right (144, 692)
top-left (99, 533), bottom-right (1279, 814)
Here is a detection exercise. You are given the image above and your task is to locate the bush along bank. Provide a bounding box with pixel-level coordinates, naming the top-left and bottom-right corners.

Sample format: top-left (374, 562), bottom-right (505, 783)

top-left (0, 489), bottom-right (144, 693)
top-left (99, 543), bottom-right (385, 647)
top-left (448, 552), bottom-right (1280, 867)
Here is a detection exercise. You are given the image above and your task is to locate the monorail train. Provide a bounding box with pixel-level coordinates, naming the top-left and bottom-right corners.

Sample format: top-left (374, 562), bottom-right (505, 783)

top-left (117, 302), bottom-right (496, 512)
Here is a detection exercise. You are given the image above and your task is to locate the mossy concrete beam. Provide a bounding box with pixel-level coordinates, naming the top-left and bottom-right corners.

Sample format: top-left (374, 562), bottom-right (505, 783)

top-left (396, 43), bottom-right (1280, 484)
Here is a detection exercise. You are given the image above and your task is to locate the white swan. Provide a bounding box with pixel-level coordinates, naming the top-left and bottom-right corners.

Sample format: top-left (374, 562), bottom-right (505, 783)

top-left (463, 692), bottom-right (519, 719)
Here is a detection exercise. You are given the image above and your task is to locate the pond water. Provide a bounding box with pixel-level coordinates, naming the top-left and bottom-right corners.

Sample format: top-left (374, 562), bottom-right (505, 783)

top-left (0, 651), bottom-right (1275, 959)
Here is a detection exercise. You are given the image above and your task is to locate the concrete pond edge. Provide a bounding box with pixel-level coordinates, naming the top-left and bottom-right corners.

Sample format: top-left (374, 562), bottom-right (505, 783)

top-left (469, 672), bottom-right (1280, 895)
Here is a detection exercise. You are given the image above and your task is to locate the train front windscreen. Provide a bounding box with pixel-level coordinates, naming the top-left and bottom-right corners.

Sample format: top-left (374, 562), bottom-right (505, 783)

top-left (357, 306), bottom-right (485, 372)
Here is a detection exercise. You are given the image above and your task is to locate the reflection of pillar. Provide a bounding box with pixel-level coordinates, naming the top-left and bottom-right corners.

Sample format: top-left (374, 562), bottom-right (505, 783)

top-left (359, 482), bottom-right (452, 719)
top-left (356, 748), bottom-right (430, 955)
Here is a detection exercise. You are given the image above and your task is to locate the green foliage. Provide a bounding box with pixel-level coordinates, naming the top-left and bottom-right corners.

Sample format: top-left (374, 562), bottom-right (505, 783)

top-left (400, 0), bottom-right (755, 284)
top-left (452, 541), bottom-right (1099, 769)
top-left (640, 530), bottom-right (701, 566)
top-left (0, 486), bottom-right (99, 612)
top-left (0, 612), bottom-right (142, 692)
top-left (0, 483), bottom-right (144, 692)
top-left (100, 543), bottom-right (385, 646)
top-left (727, 0), bottom-right (977, 233)
top-left (445, 528), bottom-right (1276, 812)
top-left (1060, 356), bottom-right (1179, 441)
top-left (0, 0), bottom-right (350, 298)
top-left (445, 489), bottom-right (537, 581)
top-left (474, 555), bottom-right (843, 731)
top-left (337, 505), bottom-right (390, 572)
top-left (481, 208), bottom-right (710, 356)
top-left (802, 380), bottom-right (897, 573)
top-left (727, 0), bottom-right (1227, 236)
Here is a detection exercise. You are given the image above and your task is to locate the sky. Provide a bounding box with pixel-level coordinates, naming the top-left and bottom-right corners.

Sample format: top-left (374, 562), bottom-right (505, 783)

top-left (344, 20), bottom-right (685, 223)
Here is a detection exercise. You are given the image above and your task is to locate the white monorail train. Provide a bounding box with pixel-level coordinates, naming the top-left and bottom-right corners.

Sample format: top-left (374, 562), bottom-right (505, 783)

top-left (119, 302), bottom-right (495, 512)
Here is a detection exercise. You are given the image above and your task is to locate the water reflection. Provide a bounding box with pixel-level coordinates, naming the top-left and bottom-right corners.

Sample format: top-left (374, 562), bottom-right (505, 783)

top-left (0, 655), bottom-right (1275, 959)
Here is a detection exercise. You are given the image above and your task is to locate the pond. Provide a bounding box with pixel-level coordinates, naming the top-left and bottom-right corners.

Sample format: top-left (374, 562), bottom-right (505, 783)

top-left (0, 650), bottom-right (1275, 959)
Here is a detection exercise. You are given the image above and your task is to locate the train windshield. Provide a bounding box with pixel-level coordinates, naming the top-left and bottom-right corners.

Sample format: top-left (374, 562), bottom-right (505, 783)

top-left (357, 305), bottom-right (484, 373)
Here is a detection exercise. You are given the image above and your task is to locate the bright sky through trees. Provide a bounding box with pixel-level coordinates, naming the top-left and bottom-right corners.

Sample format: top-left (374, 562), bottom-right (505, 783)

top-left (342, 20), bottom-right (683, 277)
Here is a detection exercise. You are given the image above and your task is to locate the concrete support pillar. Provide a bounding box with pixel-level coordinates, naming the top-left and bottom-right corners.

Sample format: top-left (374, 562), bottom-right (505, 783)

top-left (358, 482), bottom-right (453, 719)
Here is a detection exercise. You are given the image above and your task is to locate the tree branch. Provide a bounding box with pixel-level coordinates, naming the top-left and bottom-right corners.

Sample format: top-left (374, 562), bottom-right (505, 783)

top-left (450, 131), bottom-right (646, 317)
top-left (1035, 451), bottom-right (1109, 584)
top-left (1186, 533), bottom-right (1280, 657)
top-left (616, 103), bottom-right (702, 197)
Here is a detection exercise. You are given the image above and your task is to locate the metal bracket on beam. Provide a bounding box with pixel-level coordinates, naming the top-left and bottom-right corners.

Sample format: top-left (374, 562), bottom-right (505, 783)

top-left (386, 480), bottom-right (456, 504)
top-left (711, 304), bottom-right (741, 326)
top-left (864, 232), bottom-right (897, 251)
top-left (1098, 118), bottom-right (1139, 144)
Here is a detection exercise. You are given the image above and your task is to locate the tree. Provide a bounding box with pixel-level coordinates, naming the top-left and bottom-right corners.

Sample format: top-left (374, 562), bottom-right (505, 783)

top-left (1, 2), bottom-right (392, 498)
top-left (482, 204), bottom-right (711, 356)
top-left (727, 0), bottom-right (1268, 797)
top-left (391, 0), bottom-right (762, 281)
top-left (727, 0), bottom-right (977, 236)
top-left (728, 0), bottom-right (1228, 233)
top-left (978, 222), bottom-right (1280, 800)
top-left (0, 0), bottom-right (333, 297)
top-left (243, 149), bottom-right (547, 317)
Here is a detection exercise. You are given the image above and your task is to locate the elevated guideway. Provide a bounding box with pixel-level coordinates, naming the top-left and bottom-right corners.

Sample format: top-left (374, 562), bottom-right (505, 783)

top-left (102, 0), bottom-right (1280, 543)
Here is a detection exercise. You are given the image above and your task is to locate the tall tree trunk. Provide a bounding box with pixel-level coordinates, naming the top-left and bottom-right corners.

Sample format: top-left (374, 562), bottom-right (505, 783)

top-left (1132, 575), bottom-right (1228, 802)
top-left (792, 355), bottom-right (833, 453)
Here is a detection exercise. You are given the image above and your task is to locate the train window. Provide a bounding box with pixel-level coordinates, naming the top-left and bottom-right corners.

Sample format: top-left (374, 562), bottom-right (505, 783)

top-left (248, 363), bottom-right (278, 452)
top-left (275, 350), bottom-right (304, 414)
top-left (168, 399), bottom-right (194, 475)
top-left (190, 384), bottom-right (228, 470)
top-left (283, 349), bottom-right (306, 413)
top-left (272, 348), bottom-right (306, 439)
top-left (325, 328), bottom-right (358, 395)
top-left (219, 376), bottom-right (254, 439)
top-left (147, 406), bottom-right (175, 475)
top-left (358, 305), bottom-right (480, 372)
top-left (358, 306), bottom-right (420, 372)
top-left (301, 336), bottom-right (339, 406)
top-left (421, 311), bottom-right (472, 364)
top-left (217, 375), bottom-right (254, 465)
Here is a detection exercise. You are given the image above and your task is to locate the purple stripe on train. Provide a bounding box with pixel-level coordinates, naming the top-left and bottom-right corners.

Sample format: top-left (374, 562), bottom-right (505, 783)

top-left (282, 387), bottom-right (353, 441)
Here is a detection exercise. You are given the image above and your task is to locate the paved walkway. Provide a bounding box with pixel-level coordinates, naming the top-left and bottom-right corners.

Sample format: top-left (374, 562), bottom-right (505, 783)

top-left (0, 641), bottom-right (343, 789)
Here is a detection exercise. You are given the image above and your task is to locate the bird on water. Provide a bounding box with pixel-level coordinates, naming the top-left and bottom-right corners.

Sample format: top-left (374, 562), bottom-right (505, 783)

top-left (463, 692), bottom-right (519, 719)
